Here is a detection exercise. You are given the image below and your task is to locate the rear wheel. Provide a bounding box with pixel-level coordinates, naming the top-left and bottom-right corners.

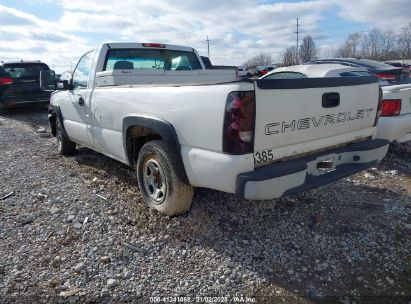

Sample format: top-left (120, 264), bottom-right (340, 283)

top-left (136, 140), bottom-right (193, 216)
top-left (56, 117), bottom-right (76, 155)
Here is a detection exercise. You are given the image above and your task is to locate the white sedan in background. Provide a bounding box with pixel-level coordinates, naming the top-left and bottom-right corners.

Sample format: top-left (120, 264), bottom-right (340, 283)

top-left (263, 64), bottom-right (411, 143)
top-left (376, 83), bottom-right (411, 143)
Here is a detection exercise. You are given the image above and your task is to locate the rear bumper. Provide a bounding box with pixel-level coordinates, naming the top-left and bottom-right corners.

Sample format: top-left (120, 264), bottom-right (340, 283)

top-left (376, 114), bottom-right (411, 143)
top-left (236, 139), bottom-right (389, 200)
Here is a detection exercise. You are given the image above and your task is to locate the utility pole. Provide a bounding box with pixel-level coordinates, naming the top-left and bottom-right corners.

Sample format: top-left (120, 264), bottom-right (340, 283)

top-left (206, 35), bottom-right (211, 58)
top-left (295, 18), bottom-right (301, 63)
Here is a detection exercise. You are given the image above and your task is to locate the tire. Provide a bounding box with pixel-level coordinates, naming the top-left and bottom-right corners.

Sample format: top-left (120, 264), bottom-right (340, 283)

top-left (136, 140), bottom-right (194, 216)
top-left (56, 117), bottom-right (76, 156)
top-left (0, 103), bottom-right (5, 115)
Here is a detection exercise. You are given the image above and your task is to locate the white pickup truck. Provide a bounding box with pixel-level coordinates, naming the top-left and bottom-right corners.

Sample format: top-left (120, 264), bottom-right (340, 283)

top-left (41, 42), bottom-right (389, 216)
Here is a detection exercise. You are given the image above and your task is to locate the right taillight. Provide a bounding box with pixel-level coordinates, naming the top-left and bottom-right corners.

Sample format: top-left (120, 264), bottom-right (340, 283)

top-left (223, 91), bottom-right (255, 154)
top-left (0, 77), bottom-right (13, 85)
top-left (381, 99), bottom-right (401, 116)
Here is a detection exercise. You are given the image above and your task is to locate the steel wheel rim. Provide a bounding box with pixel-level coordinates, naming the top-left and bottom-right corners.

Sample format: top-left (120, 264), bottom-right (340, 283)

top-left (143, 158), bottom-right (167, 204)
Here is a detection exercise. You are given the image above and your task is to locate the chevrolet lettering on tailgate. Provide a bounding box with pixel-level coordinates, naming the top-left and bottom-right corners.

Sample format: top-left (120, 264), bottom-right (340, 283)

top-left (265, 108), bottom-right (374, 135)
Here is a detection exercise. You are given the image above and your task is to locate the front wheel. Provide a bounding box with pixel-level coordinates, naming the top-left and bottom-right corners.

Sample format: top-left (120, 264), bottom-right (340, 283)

top-left (56, 117), bottom-right (76, 155)
top-left (136, 140), bottom-right (194, 216)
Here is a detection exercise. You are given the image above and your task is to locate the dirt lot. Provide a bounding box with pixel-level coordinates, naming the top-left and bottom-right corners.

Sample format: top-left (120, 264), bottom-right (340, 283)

top-left (0, 107), bottom-right (410, 304)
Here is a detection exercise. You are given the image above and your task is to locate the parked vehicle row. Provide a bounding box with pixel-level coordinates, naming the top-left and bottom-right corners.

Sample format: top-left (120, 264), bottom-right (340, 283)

top-left (237, 66), bottom-right (253, 78)
top-left (201, 59), bottom-right (278, 78)
top-left (254, 64), bottom-right (277, 77)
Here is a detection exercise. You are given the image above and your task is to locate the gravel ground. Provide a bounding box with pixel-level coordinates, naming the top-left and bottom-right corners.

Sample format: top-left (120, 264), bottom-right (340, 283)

top-left (0, 107), bottom-right (410, 304)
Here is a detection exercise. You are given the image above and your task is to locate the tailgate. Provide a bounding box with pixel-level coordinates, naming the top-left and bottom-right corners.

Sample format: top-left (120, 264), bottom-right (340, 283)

top-left (2, 63), bottom-right (49, 99)
top-left (3, 79), bottom-right (45, 98)
top-left (253, 77), bottom-right (379, 161)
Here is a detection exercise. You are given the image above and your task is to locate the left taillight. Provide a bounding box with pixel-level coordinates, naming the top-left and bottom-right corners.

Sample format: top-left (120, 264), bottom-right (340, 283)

top-left (381, 99), bottom-right (401, 116)
top-left (374, 86), bottom-right (383, 126)
top-left (223, 91), bottom-right (255, 154)
top-left (0, 77), bottom-right (13, 85)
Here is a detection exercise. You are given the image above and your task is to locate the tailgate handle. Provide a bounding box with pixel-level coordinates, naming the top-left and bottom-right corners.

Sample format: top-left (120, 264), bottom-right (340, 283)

top-left (322, 93), bottom-right (340, 108)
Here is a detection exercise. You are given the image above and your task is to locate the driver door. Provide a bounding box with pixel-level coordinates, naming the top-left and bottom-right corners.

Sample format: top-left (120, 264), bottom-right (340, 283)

top-left (61, 51), bottom-right (94, 147)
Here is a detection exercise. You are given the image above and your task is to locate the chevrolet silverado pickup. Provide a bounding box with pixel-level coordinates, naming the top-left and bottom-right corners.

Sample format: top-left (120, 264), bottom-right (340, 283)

top-left (40, 42), bottom-right (389, 216)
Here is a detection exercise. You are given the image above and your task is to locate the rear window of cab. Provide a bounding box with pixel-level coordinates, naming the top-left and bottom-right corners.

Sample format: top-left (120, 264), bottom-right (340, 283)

top-left (3, 63), bottom-right (49, 79)
top-left (104, 49), bottom-right (202, 71)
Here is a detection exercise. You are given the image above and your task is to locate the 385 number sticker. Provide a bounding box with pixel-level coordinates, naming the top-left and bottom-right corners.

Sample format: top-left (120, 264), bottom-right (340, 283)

top-left (253, 149), bottom-right (273, 165)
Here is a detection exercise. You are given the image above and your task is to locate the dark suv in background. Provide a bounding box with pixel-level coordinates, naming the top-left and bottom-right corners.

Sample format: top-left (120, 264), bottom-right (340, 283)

top-left (0, 60), bottom-right (51, 114)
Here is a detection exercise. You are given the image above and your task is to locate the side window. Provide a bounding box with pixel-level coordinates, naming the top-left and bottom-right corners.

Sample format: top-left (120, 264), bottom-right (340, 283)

top-left (72, 51), bottom-right (94, 89)
top-left (264, 72), bottom-right (308, 79)
top-left (4, 64), bottom-right (48, 79)
top-left (167, 51), bottom-right (201, 71)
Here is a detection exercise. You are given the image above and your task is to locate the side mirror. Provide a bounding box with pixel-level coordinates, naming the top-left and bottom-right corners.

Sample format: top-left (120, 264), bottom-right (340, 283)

top-left (57, 80), bottom-right (70, 90)
top-left (69, 78), bottom-right (74, 90)
top-left (40, 70), bottom-right (56, 91)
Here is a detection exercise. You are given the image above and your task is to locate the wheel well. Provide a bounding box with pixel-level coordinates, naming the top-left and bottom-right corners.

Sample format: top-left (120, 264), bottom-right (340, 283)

top-left (126, 125), bottom-right (162, 166)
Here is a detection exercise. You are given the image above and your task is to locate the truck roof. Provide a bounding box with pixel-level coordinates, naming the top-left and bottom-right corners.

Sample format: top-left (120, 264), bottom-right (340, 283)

top-left (0, 60), bottom-right (46, 66)
top-left (102, 42), bottom-right (194, 52)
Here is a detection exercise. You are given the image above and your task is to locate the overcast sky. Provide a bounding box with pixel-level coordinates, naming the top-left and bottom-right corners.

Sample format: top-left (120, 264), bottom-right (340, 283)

top-left (0, 0), bottom-right (410, 72)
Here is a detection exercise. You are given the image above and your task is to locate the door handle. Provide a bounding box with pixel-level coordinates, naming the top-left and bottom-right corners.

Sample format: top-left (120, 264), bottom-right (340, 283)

top-left (78, 97), bottom-right (85, 106)
top-left (322, 93), bottom-right (340, 108)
